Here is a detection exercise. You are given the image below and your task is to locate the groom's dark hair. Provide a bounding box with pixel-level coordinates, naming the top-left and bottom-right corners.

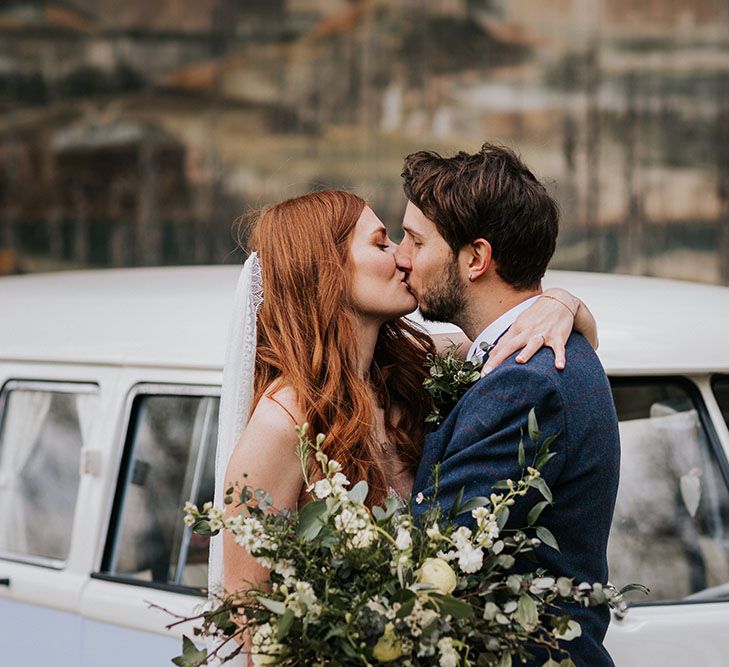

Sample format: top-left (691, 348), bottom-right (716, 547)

top-left (401, 142), bottom-right (559, 290)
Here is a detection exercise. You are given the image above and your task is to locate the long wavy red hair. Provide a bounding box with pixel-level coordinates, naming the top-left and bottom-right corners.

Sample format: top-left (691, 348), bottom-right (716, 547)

top-left (246, 190), bottom-right (434, 507)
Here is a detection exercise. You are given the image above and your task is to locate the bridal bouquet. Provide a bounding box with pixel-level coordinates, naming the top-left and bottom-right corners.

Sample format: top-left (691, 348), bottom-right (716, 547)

top-left (171, 417), bottom-right (635, 667)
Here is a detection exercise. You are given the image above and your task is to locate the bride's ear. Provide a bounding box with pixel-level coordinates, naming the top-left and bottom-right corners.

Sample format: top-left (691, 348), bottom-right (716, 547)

top-left (463, 238), bottom-right (492, 282)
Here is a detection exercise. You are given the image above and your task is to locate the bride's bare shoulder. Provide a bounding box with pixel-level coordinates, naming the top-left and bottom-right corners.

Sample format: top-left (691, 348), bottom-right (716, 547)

top-left (246, 384), bottom-right (303, 433)
top-left (229, 385), bottom-right (303, 469)
top-left (261, 384), bottom-right (303, 423)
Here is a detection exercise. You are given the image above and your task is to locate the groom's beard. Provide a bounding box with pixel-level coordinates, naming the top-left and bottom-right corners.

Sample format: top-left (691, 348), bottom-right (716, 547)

top-left (418, 258), bottom-right (466, 323)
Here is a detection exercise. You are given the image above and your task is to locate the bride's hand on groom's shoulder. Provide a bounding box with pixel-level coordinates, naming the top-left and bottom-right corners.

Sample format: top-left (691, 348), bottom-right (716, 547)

top-left (482, 288), bottom-right (591, 376)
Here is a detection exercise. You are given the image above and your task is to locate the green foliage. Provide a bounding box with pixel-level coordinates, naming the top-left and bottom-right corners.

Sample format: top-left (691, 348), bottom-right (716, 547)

top-left (423, 344), bottom-right (483, 425)
top-left (174, 422), bottom-right (640, 666)
top-left (172, 636), bottom-right (207, 667)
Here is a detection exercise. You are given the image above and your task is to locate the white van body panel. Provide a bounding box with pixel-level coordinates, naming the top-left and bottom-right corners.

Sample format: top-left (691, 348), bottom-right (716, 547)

top-left (1, 268), bottom-right (729, 666)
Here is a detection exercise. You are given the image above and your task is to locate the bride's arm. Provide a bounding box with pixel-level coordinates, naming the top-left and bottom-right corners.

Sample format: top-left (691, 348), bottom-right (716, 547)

top-left (482, 288), bottom-right (598, 374)
top-left (222, 393), bottom-right (304, 655)
top-left (430, 288), bottom-right (597, 368)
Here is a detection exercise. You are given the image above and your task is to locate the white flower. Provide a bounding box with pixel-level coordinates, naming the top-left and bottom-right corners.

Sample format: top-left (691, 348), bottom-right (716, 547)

top-left (456, 544), bottom-right (484, 574)
top-left (251, 623), bottom-right (285, 665)
top-left (415, 492), bottom-right (425, 505)
top-left (331, 472), bottom-right (350, 492)
top-left (284, 581), bottom-right (322, 621)
top-left (426, 522), bottom-right (442, 541)
top-left (312, 479), bottom-right (333, 498)
top-left (437, 637), bottom-right (458, 667)
top-left (395, 527), bottom-right (413, 551)
top-left (417, 558), bottom-right (457, 594)
top-left (207, 506), bottom-right (224, 532)
top-left (451, 526), bottom-right (472, 547)
top-left (273, 559), bottom-right (296, 584)
top-left (225, 515), bottom-right (276, 555)
top-left (403, 600), bottom-right (439, 638)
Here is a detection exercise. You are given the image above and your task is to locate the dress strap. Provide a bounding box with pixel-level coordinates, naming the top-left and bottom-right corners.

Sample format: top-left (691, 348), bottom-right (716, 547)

top-left (266, 393), bottom-right (298, 425)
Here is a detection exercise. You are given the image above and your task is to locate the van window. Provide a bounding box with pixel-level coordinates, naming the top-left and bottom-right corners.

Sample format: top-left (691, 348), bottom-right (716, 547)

top-left (712, 375), bottom-right (729, 432)
top-left (0, 381), bottom-right (98, 565)
top-left (102, 390), bottom-right (218, 590)
top-left (608, 379), bottom-right (729, 603)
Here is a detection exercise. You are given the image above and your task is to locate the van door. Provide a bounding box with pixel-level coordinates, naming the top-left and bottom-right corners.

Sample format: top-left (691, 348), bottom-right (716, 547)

top-left (604, 377), bottom-right (729, 666)
top-left (0, 376), bottom-right (101, 667)
top-left (79, 379), bottom-right (220, 666)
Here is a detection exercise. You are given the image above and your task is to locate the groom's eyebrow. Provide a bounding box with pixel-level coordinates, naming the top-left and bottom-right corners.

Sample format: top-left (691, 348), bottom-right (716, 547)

top-left (402, 225), bottom-right (421, 240)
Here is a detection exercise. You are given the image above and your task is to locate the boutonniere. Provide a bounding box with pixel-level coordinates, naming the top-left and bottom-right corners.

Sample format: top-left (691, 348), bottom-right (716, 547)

top-left (424, 342), bottom-right (493, 425)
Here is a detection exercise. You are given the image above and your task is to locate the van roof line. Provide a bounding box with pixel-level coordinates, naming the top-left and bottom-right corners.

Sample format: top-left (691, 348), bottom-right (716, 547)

top-left (1, 266), bottom-right (729, 372)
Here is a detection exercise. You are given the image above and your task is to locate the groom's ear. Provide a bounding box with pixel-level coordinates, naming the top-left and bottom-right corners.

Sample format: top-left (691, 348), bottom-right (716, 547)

top-left (464, 238), bottom-right (492, 282)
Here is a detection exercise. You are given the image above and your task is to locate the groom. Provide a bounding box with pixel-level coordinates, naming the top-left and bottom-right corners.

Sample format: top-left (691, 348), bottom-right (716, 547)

top-left (395, 144), bottom-right (620, 666)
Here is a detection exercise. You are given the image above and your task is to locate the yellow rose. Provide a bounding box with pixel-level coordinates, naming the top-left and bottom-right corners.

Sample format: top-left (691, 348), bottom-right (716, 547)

top-left (417, 557), bottom-right (457, 594)
top-left (372, 623), bottom-right (403, 662)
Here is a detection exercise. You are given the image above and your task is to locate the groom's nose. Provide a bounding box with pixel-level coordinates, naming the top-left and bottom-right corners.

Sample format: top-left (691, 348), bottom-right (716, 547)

top-left (394, 243), bottom-right (412, 272)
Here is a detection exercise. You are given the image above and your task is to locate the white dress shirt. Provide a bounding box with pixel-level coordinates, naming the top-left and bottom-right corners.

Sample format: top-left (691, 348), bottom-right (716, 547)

top-left (466, 296), bottom-right (540, 362)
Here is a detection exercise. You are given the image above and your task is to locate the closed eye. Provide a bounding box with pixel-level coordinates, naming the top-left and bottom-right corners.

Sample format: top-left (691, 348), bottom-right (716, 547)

top-left (377, 243), bottom-right (390, 250)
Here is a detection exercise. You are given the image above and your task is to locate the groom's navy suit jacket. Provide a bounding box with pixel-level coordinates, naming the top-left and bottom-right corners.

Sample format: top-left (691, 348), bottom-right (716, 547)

top-left (413, 332), bottom-right (620, 666)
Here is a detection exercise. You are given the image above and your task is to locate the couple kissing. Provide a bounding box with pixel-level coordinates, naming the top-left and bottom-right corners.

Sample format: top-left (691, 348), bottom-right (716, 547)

top-left (210, 142), bottom-right (620, 666)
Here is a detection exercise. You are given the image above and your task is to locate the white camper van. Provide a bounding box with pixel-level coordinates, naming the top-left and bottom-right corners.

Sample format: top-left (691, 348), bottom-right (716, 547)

top-left (1, 266), bottom-right (728, 666)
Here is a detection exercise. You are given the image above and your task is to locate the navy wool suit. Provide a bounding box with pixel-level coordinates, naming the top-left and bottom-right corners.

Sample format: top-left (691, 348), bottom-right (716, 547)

top-left (412, 332), bottom-right (620, 666)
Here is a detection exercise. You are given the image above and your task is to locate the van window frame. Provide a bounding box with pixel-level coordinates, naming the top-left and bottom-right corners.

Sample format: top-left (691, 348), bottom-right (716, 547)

top-left (98, 382), bottom-right (220, 595)
top-left (710, 373), bottom-right (729, 430)
top-left (609, 375), bottom-right (729, 608)
top-left (0, 378), bottom-right (99, 570)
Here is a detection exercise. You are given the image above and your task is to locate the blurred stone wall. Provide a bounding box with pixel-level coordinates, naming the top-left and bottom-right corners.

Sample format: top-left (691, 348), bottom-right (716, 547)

top-left (0, 0), bottom-right (727, 284)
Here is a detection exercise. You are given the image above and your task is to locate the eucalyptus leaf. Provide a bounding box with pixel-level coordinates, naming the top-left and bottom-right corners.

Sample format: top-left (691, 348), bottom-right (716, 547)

top-left (537, 434), bottom-right (559, 459)
top-left (535, 526), bottom-right (560, 552)
top-left (448, 486), bottom-right (466, 520)
top-left (534, 451), bottom-right (558, 470)
top-left (348, 479), bottom-right (369, 505)
top-left (379, 496), bottom-right (400, 522)
top-left (257, 596), bottom-right (287, 615)
top-left (458, 496), bottom-right (490, 516)
top-left (434, 594), bottom-right (475, 619)
top-left (518, 434), bottom-right (526, 470)
top-left (528, 408), bottom-right (541, 444)
top-left (527, 500), bottom-right (550, 526)
top-left (296, 499), bottom-right (327, 541)
top-left (276, 608), bottom-right (295, 641)
top-left (529, 478), bottom-right (553, 504)
top-left (496, 507), bottom-right (510, 530)
top-left (515, 594), bottom-right (538, 632)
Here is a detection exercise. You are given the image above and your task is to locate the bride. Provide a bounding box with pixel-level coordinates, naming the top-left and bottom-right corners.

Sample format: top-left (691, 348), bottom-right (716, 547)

top-left (210, 189), bottom-right (597, 663)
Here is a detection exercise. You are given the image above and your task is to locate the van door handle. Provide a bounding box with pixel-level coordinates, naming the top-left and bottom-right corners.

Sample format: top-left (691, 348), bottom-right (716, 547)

top-left (0, 578), bottom-right (9, 586)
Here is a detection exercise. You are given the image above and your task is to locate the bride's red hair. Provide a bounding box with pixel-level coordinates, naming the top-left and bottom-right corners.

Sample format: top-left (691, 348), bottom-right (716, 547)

top-left (247, 190), bottom-right (434, 507)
